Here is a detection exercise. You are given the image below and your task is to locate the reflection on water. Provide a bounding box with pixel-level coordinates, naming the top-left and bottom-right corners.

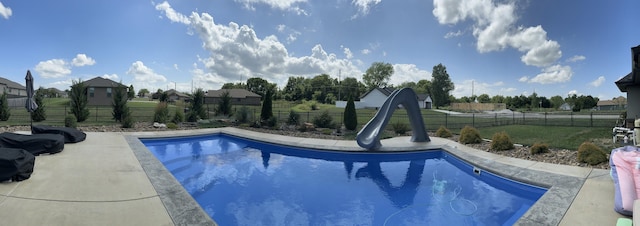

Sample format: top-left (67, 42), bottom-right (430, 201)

top-left (142, 135), bottom-right (545, 226)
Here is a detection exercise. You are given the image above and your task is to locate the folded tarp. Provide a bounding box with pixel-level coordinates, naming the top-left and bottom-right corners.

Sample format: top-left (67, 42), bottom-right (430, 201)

top-left (32, 125), bottom-right (86, 143)
top-left (610, 146), bottom-right (640, 216)
top-left (0, 132), bottom-right (64, 156)
top-left (0, 148), bottom-right (35, 182)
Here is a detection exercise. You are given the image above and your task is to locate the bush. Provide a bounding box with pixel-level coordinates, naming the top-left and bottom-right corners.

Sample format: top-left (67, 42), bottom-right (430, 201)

top-left (391, 121), bottom-right (410, 135)
top-left (577, 142), bottom-right (607, 165)
top-left (121, 112), bottom-right (134, 128)
top-left (153, 102), bottom-right (170, 123)
top-left (287, 110), bottom-right (300, 125)
top-left (260, 89), bottom-right (273, 121)
top-left (69, 79), bottom-right (90, 122)
top-left (313, 110), bottom-right (334, 128)
top-left (490, 131), bottom-right (514, 151)
top-left (459, 126), bottom-right (482, 144)
top-left (530, 143), bottom-right (549, 155)
top-left (0, 92), bottom-right (10, 121)
top-left (65, 115), bottom-right (77, 128)
top-left (166, 122), bottom-right (178, 129)
top-left (235, 106), bottom-right (250, 124)
top-left (343, 96), bottom-right (358, 130)
top-left (435, 126), bottom-right (452, 138)
top-left (263, 116), bottom-right (278, 128)
top-left (172, 107), bottom-right (185, 124)
top-left (32, 88), bottom-right (46, 122)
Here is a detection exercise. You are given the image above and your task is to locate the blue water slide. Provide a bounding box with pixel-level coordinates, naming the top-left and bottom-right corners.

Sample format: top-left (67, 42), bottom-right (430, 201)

top-left (356, 88), bottom-right (430, 150)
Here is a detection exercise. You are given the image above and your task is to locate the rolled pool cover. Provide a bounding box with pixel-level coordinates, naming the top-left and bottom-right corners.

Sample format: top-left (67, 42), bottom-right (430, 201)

top-left (610, 146), bottom-right (640, 216)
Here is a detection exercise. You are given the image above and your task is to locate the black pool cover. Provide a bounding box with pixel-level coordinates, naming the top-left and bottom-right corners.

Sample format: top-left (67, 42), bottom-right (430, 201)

top-left (0, 132), bottom-right (64, 156)
top-left (0, 148), bottom-right (35, 182)
top-left (32, 125), bottom-right (87, 143)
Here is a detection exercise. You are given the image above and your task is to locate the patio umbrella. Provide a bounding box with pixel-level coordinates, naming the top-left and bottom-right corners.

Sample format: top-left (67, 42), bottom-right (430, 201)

top-left (25, 70), bottom-right (38, 131)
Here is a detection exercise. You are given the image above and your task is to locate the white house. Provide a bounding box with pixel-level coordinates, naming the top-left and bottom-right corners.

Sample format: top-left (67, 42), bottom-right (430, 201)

top-left (336, 87), bottom-right (432, 109)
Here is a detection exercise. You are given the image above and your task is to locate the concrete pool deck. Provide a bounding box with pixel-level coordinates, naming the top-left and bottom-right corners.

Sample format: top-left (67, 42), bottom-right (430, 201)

top-left (0, 127), bottom-right (629, 225)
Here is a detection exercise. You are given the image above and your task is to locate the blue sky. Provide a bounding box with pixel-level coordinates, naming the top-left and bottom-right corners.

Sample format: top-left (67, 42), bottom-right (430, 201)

top-left (0, 0), bottom-right (638, 100)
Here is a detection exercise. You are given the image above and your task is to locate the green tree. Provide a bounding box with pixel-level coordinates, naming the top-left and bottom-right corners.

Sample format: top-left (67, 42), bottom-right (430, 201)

top-left (221, 82), bottom-right (246, 89)
top-left (260, 89), bottom-right (273, 121)
top-left (127, 85), bottom-right (135, 100)
top-left (550, 95), bottom-right (564, 110)
top-left (477, 94), bottom-right (491, 103)
top-left (159, 91), bottom-right (169, 102)
top-left (415, 79), bottom-right (432, 95)
top-left (112, 84), bottom-right (129, 122)
top-left (282, 76), bottom-right (309, 101)
top-left (188, 88), bottom-right (207, 122)
top-left (491, 95), bottom-right (505, 103)
top-left (247, 77), bottom-right (275, 99)
top-left (215, 90), bottom-right (232, 116)
top-left (137, 88), bottom-right (150, 97)
top-left (0, 92), bottom-right (10, 121)
top-left (32, 88), bottom-right (46, 122)
top-left (69, 79), bottom-right (90, 122)
top-left (339, 77), bottom-right (364, 101)
top-left (430, 64), bottom-right (454, 108)
top-left (343, 96), bottom-right (357, 130)
top-left (362, 62), bottom-right (394, 89)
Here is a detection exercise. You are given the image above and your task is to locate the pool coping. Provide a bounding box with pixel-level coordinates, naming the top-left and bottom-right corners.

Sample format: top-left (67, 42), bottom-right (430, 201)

top-left (125, 127), bottom-right (590, 225)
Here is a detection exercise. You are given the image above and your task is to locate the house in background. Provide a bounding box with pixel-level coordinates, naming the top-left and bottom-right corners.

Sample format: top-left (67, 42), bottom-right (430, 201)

top-left (165, 89), bottom-right (190, 102)
top-left (558, 103), bottom-right (572, 111)
top-left (0, 77), bottom-right (26, 98)
top-left (205, 89), bottom-right (261, 106)
top-left (335, 87), bottom-right (431, 109)
top-left (596, 96), bottom-right (626, 111)
top-left (615, 45), bottom-right (640, 124)
top-left (81, 77), bottom-right (127, 106)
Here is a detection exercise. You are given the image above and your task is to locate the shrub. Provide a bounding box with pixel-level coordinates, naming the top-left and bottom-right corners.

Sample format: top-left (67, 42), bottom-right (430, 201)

top-left (310, 101), bottom-right (318, 110)
top-left (530, 143), bottom-right (549, 155)
top-left (343, 96), bottom-right (358, 130)
top-left (577, 142), bottom-right (607, 165)
top-left (459, 126), bottom-right (482, 144)
top-left (172, 107), bottom-right (185, 124)
top-left (391, 121), bottom-right (410, 135)
top-left (260, 89), bottom-right (273, 121)
top-left (65, 115), bottom-right (77, 128)
top-left (189, 88), bottom-right (207, 121)
top-left (263, 116), bottom-right (278, 128)
top-left (435, 126), bottom-right (452, 138)
top-left (112, 83), bottom-right (128, 122)
top-left (235, 106), bottom-right (250, 124)
top-left (31, 88), bottom-right (46, 122)
top-left (121, 112), bottom-right (134, 128)
top-left (153, 102), bottom-right (170, 123)
top-left (69, 79), bottom-right (90, 122)
top-left (313, 110), bottom-right (334, 128)
top-left (166, 122), bottom-right (178, 129)
top-left (490, 131), bottom-right (514, 151)
top-left (0, 92), bottom-right (11, 121)
top-left (287, 110), bottom-right (300, 125)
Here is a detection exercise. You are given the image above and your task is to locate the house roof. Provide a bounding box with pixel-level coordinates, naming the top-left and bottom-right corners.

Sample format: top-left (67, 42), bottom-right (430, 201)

top-left (165, 89), bottom-right (189, 97)
top-left (0, 77), bottom-right (26, 90)
top-left (615, 72), bottom-right (634, 92)
top-left (598, 96), bottom-right (627, 106)
top-left (359, 87), bottom-right (395, 99)
top-left (82, 77), bottom-right (126, 88)
top-left (206, 89), bottom-right (261, 98)
top-left (417, 94), bottom-right (431, 101)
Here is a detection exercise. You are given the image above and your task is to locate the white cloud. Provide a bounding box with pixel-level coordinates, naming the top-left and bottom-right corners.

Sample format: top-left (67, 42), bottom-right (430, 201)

top-left (518, 76), bottom-right (529, 82)
top-left (361, 49), bottom-right (371, 55)
top-left (444, 30), bottom-right (463, 39)
top-left (433, 0), bottom-right (562, 67)
top-left (0, 2), bottom-right (11, 19)
top-left (173, 63), bottom-right (180, 70)
top-left (71, 54), bottom-right (96, 67)
top-left (101, 74), bottom-right (119, 80)
top-left (126, 61), bottom-right (167, 84)
top-left (451, 79), bottom-right (512, 98)
top-left (589, 76), bottom-right (605, 87)
top-left (276, 24), bottom-right (286, 32)
top-left (155, 1), bottom-right (191, 24)
top-left (567, 55), bottom-right (586, 62)
top-left (391, 64), bottom-right (432, 84)
top-left (156, 3), bottom-right (362, 89)
top-left (568, 90), bottom-right (578, 96)
top-left (35, 59), bottom-right (71, 78)
top-left (342, 46), bottom-right (353, 59)
top-left (234, 0), bottom-right (307, 15)
top-left (528, 64), bottom-right (573, 84)
top-left (352, 0), bottom-right (381, 18)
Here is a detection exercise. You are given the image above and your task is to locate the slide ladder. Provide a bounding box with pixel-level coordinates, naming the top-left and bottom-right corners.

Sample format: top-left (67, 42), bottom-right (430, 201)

top-left (356, 88), bottom-right (430, 150)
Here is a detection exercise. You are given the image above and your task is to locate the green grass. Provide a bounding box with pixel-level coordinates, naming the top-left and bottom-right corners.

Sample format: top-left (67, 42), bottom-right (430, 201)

top-left (475, 125), bottom-right (614, 151)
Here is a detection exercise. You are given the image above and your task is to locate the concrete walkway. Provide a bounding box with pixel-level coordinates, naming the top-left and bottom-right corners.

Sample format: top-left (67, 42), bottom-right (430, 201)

top-left (0, 128), bottom-right (630, 225)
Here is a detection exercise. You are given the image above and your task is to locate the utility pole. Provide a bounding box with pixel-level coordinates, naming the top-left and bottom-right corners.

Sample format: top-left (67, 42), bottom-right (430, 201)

top-left (338, 69), bottom-right (341, 101)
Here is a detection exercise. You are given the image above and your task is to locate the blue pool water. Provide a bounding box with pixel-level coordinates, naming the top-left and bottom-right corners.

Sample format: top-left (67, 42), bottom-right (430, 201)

top-left (141, 134), bottom-right (547, 226)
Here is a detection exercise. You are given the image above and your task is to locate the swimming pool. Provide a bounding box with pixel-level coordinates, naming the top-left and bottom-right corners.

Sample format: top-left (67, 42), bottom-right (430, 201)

top-left (141, 134), bottom-right (547, 225)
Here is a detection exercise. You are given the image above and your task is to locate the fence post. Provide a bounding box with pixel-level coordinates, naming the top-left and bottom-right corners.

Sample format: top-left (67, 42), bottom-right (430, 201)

top-left (95, 106), bottom-right (98, 122)
top-left (571, 112), bottom-right (574, 126)
top-left (494, 113), bottom-right (497, 126)
top-left (590, 112), bottom-right (593, 127)
top-left (307, 111), bottom-right (310, 122)
top-left (472, 113), bottom-right (475, 127)
top-left (512, 112), bottom-right (515, 125)
top-left (544, 112), bottom-right (547, 126)
top-left (445, 113), bottom-right (448, 128)
top-left (522, 112), bottom-right (525, 125)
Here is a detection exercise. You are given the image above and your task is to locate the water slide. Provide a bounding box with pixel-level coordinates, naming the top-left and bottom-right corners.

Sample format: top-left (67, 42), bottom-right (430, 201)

top-left (356, 88), bottom-right (430, 150)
